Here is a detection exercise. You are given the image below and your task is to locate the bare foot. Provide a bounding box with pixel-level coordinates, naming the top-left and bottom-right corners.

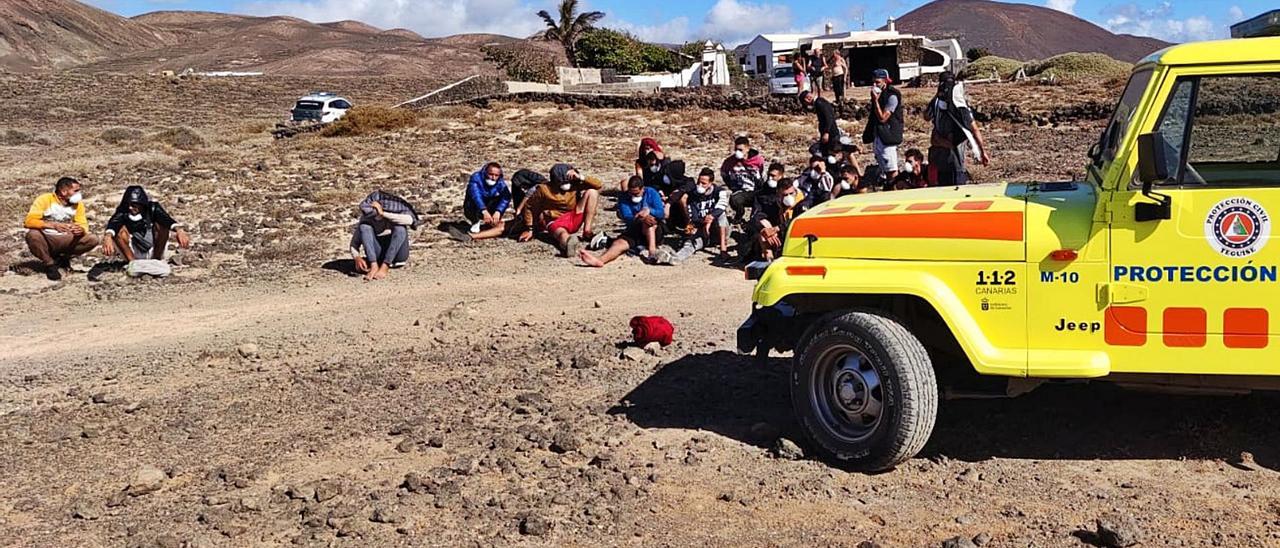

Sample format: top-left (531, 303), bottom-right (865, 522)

top-left (373, 264), bottom-right (390, 280)
top-left (578, 249), bottom-right (604, 268)
top-left (363, 269), bottom-right (377, 281)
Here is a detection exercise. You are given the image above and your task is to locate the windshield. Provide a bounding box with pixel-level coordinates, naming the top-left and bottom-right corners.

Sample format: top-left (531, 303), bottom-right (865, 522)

top-left (773, 66), bottom-right (794, 78)
top-left (1094, 68), bottom-right (1155, 166)
top-left (294, 101), bottom-right (324, 110)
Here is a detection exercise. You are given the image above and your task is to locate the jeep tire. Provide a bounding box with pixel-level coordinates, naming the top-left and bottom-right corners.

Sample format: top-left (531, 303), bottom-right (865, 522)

top-left (791, 311), bottom-right (938, 472)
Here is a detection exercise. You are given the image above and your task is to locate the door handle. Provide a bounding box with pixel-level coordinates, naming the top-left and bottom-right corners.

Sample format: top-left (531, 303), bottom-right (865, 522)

top-left (1097, 283), bottom-right (1148, 306)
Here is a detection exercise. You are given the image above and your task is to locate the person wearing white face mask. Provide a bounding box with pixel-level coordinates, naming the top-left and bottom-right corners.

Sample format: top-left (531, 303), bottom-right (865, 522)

top-left (796, 157), bottom-right (835, 206)
top-left (452, 162), bottom-right (512, 242)
top-left (832, 163), bottom-right (867, 199)
top-left (23, 176), bottom-right (99, 281)
top-left (580, 176), bottom-right (666, 267)
top-left (674, 168), bottom-right (732, 261)
top-left (519, 163), bottom-right (602, 258)
top-left (750, 177), bottom-right (807, 262)
top-left (102, 185), bottom-right (190, 271)
top-left (720, 136), bottom-right (765, 222)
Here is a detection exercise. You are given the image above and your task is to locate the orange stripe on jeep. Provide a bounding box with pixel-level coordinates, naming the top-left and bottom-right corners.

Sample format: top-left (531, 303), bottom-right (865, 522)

top-left (790, 211), bottom-right (1024, 241)
top-left (1163, 307), bottom-right (1206, 348)
top-left (861, 204), bottom-right (898, 212)
top-left (1105, 306), bottom-right (1147, 346)
top-left (954, 200), bottom-right (994, 211)
top-left (906, 202), bottom-right (945, 211)
top-left (817, 206), bottom-right (855, 216)
top-left (1224, 308), bottom-right (1269, 349)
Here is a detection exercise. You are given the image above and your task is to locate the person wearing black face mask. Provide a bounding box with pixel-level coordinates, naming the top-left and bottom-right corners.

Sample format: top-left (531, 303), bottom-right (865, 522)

top-left (102, 185), bottom-right (190, 264)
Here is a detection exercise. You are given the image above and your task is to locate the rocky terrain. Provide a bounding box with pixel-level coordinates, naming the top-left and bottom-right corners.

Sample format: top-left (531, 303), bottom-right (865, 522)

top-left (1, 73), bottom-right (1279, 547)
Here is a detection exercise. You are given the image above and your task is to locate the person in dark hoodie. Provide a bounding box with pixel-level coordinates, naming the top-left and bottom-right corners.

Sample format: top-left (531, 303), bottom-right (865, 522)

top-left (620, 137), bottom-right (667, 191)
top-left (102, 185), bottom-right (190, 263)
top-left (349, 190), bottom-right (419, 281)
top-left (923, 71), bottom-right (990, 185)
top-left (750, 177), bottom-right (807, 262)
top-left (800, 89), bottom-right (842, 158)
top-left (719, 135), bottom-right (765, 222)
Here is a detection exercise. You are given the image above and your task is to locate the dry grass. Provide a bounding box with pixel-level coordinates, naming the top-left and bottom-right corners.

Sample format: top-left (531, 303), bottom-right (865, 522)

top-left (151, 127), bottom-right (207, 150)
top-left (517, 130), bottom-right (591, 150)
top-left (323, 105), bottom-right (420, 137)
top-left (99, 127), bottom-right (144, 145)
top-left (1, 129), bottom-right (35, 146)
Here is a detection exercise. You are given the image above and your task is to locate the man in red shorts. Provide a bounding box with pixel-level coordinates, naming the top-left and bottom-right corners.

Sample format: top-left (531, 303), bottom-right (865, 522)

top-left (518, 163), bottom-right (603, 257)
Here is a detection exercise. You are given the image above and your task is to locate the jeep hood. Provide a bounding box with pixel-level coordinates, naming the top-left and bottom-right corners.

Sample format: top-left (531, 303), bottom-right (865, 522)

top-left (784, 184), bottom-right (1029, 262)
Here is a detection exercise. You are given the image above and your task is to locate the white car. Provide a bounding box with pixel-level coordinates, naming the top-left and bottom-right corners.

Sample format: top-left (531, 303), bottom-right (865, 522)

top-left (290, 92), bottom-right (352, 123)
top-left (768, 66), bottom-right (800, 95)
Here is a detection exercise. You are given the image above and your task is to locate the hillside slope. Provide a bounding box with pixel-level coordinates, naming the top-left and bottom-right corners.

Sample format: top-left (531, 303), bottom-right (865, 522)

top-left (0, 0), bottom-right (175, 71)
top-left (893, 0), bottom-right (1170, 61)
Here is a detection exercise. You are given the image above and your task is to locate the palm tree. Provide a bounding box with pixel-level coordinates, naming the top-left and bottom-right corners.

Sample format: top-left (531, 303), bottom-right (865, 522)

top-left (537, 0), bottom-right (605, 67)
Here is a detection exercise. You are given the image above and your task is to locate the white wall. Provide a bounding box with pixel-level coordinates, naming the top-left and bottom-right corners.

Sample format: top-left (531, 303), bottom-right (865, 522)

top-left (557, 67), bottom-right (602, 86)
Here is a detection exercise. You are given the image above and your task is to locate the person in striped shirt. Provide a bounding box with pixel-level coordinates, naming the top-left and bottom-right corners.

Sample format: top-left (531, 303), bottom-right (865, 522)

top-left (23, 177), bottom-right (98, 281)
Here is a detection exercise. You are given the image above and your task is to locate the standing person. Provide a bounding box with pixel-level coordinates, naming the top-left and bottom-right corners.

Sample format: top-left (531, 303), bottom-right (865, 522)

top-left (350, 190), bottom-right (419, 281)
top-left (750, 178), bottom-right (807, 262)
top-left (800, 90), bottom-right (841, 158)
top-left (101, 185), bottom-right (190, 263)
top-left (863, 68), bottom-right (904, 186)
top-left (791, 54), bottom-right (808, 93)
top-left (518, 163), bottom-right (602, 257)
top-left (807, 49), bottom-right (826, 98)
top-left (23, 177), bottom-right (98, 281)
top-left (452, 162), bottom-right (512, 242)
top-left (924, 71), bottom-right (990, 186)
top-left (796, 157), bottom-right (835, 206)
top-left (719, 136), bottom-right (765, 222)
top-left (830, 49), bottom-right (848, 104)
top-left (580, 176), bottom-right (665, 267)
top-left (675, 168), bottom-right (731, 261)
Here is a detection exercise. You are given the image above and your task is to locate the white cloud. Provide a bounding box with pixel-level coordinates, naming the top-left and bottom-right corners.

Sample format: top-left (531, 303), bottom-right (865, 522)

top-left (1046, 0), bottom-right (1076, 15)
top-left (613, 17), bottom-right (692, 44)
top-left (1228, 5), bottom-right (1245, 22)
top-left (698, 0), bottom-right (792, 45)
top-left (1104, 2), bottom-right (1227, 42)
top-left (233, 0), bottom-right (556, 38)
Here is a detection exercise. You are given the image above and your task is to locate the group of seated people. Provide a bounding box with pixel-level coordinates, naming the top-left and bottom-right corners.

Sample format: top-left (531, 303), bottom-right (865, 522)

top-left (21, 177), bottom-right (190, 281)
top-left (439, 133), bottom-right (935, 268)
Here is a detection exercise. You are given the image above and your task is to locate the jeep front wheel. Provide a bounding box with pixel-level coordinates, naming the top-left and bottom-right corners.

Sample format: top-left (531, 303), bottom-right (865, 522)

top-left (791, 311), bottom-right (938, 472)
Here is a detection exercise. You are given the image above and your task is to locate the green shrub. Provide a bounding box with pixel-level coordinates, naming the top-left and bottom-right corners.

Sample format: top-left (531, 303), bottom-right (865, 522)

top-left (482, 44), bottom-right (558, 83)
top-left (1024, 52), bottom-right (1133, 82)
top-left (151, 127), bottom-right (206, 150)
top-left (576, 28), bottom-right (684, 74)
top-left (961, 55), bottom-right (1023, 80)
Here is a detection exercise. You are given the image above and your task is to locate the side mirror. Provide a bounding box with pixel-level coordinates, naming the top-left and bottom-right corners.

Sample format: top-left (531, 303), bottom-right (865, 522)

top-left (1134, 132), bottom-right (1172, 222)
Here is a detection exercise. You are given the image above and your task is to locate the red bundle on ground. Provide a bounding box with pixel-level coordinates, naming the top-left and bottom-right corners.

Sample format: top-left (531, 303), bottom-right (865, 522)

top-left (630, 316), bottom-right (674, 347)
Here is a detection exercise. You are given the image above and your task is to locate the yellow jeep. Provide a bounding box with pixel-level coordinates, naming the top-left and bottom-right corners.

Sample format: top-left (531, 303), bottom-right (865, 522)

top-left (738, 36), bottom-right (1280, 471)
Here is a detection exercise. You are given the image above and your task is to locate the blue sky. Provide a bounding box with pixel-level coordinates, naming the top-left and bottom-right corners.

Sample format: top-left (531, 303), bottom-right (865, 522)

top-left (85, 0), bottom-right (1268, 46)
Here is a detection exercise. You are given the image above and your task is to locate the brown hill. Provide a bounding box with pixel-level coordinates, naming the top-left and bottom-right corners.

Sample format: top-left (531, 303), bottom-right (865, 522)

top-left (0, 0), bottom-right (175, 72)
top-left (892, 0), bottom-right (1170, 61)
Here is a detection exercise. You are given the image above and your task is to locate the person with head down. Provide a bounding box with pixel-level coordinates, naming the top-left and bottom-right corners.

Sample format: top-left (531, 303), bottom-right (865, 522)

top-left (518, 163), bottom-right (603, 257)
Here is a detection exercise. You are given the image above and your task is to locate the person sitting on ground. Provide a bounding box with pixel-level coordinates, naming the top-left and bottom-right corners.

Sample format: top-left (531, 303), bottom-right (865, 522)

top-left (893, 149), bottom-right (928, 190)
top-left (580, 176), bottom-right (666, 268)
top-left (750, 178), bottom-right (806, 262)
top-left (102, 185), bottom-right (190, 264)
top-left (622, 138), bottom-right (667, 191)
top-left (762, 162), bottom-right (785, 193)
top-left (350, 190), bottom-right (419, 281)
top-left (800, 89), bottom-right (841, 158)
top-left (675, 167), bottom-right (731, 261)
top-left (452, 162), bottom-right (511, 242)
top-left (510, 168), bottom-right (547, 220)
top-left (519, 163), bottom-right (602, 257)
top-left (23, 176), bottom-right (98, 281)
top-left (832, 163), bottom-right (868, 199)
top-left (796, 157), bottom-right (835, 206)
top-left (863, 68), bottom-right (904, 186)
top-left (719, 136), bottom-right (765, 222)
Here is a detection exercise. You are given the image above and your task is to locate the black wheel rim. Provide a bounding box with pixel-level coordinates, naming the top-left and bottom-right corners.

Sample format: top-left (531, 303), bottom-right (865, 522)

top-left (809, 343), bottom-right (884, 443)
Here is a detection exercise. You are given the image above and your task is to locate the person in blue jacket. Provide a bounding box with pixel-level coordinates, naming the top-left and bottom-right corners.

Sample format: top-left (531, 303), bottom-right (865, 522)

top-left (580, 176), bottom-right (667, 267)
top-left (452, 162), bottom-right (511, 241)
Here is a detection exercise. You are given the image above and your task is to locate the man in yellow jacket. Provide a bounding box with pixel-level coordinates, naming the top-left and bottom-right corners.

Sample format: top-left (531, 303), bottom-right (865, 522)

top-left (24, 177), bottom-right (98, 281)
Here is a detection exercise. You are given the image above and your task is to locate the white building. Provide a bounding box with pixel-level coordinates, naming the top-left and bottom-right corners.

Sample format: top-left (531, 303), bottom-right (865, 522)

top-left (743, 33), bottom-right (810, 77)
